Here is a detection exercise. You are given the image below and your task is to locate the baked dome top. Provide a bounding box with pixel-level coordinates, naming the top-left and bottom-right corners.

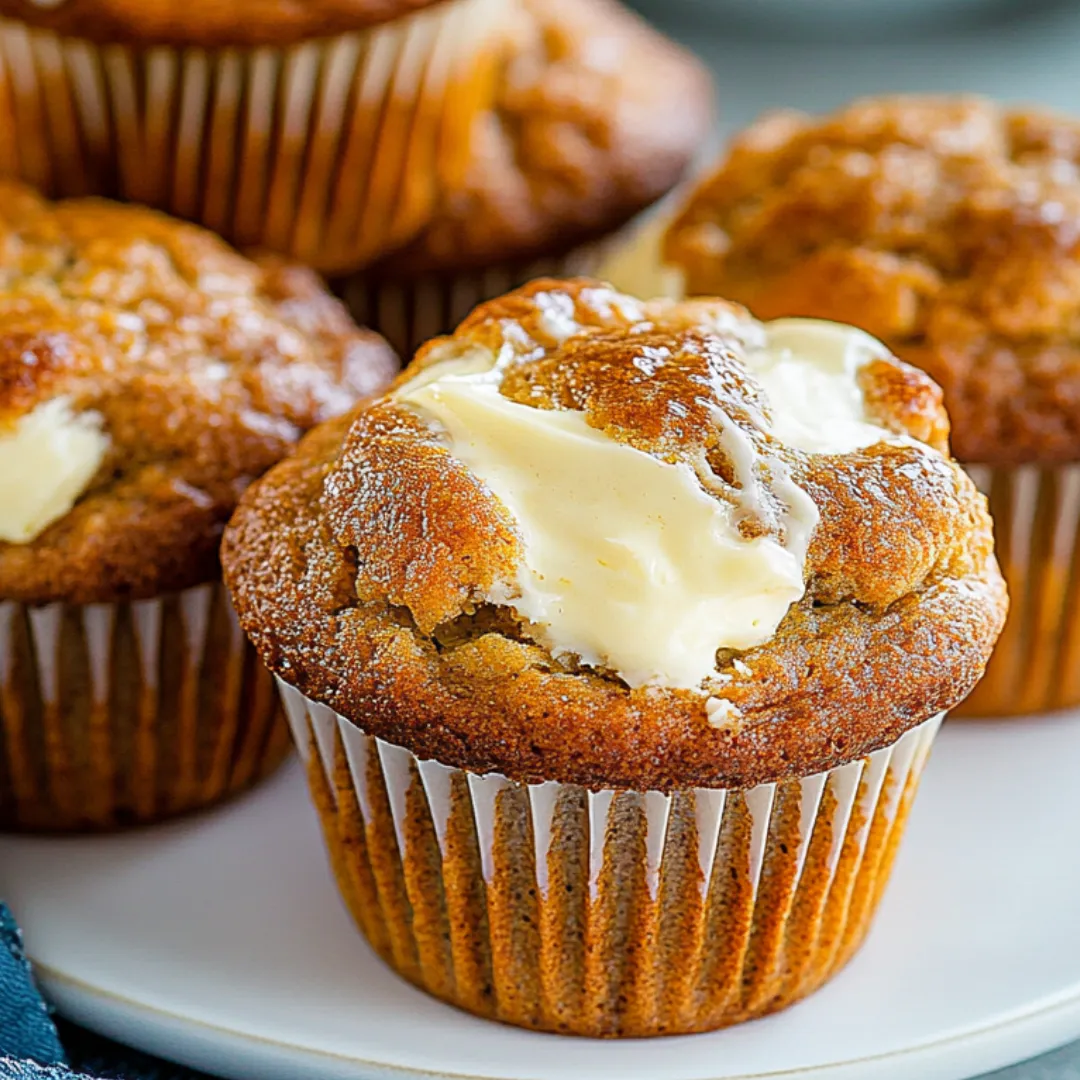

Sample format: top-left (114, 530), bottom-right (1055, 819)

top-left (665, 95), bottom-right (1080, 466)
top-left (371, 0), bottom-right (713, 275)
top-left (0, 0), bottom-right (452, 46)
top-left (224, 278), bottom-right (1005, 791)
top-left (0, 181), bottom-right (396, 605)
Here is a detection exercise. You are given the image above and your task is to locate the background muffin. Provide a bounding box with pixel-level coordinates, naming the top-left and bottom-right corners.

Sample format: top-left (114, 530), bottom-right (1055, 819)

top-left (0, 0), bottom-right (510, 272)
top-left (0, 180), bottom-right (396, 832)
top-left (342, 0), bottom-right (714, 355)
top-left (665, 95), bottom-right (1080, 716)
top-left (224, 278), bottom-right (1004, 1036)
top-left (0, 0), bottom-right (711, 360)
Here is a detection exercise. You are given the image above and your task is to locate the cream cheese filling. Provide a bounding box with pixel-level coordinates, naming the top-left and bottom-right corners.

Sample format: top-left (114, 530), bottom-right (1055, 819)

top-left (754, 319), bottom-right (893, 455)
top-left (0, 398), bottom-right (109, 544)
top-left (397, 315), bottom-right (895, 690)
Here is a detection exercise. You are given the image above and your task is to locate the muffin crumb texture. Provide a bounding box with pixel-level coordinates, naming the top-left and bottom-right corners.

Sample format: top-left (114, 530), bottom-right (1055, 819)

top-left (665, 95), bottom-right (1080, 465)
top-left (370, 0), bottom-right (714, 275)
top-left (0, 180), bottom-right (396, 605)
top-left (224, 277), bottom-right (1006, 792)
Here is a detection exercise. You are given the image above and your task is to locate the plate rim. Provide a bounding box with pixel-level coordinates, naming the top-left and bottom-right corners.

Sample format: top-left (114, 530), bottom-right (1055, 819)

top-left (36, 951), bottom-right (1080, 1080)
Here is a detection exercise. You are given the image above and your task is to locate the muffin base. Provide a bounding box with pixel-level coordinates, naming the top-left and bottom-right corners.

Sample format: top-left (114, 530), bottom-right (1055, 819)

top-left (279, 681), bottom-right (941, 1037)
top-left (0, 583), bottom-right (289, 833)
top-left (0, 0), bottom-right (505, 273)
top-left (959, 464), bottom-right (1080, 717)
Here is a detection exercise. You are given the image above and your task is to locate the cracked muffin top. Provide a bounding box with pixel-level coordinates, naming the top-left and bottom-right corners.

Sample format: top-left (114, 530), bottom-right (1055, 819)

top-left (0, 180), bottom-right (396, 606)
top-left (369, 0), bottom-right (713, 276)
top-left (224, 278), bottom-right (1005, 791)
top-left (664, 96), bottom-right (1080, 466)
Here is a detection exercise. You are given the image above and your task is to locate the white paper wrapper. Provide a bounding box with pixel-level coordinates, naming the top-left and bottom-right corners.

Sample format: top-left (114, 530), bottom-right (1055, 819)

top-left (279, 679), bottom-right (942, 1036)
top-left (0, 0), bottom-right (506, 272)
top-left (0, 582), bottom-right (289, 832)
top-left (959, 463), bottom-right (1080, 716)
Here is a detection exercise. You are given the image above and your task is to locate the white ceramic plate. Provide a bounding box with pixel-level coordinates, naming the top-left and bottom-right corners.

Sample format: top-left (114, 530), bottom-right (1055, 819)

top-left (3, 713), bottom-right (1080, 1080)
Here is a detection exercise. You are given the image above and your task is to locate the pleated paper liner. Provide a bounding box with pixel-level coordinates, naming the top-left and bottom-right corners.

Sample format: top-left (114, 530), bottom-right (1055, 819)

top-left (336, 178), bottom-right (700, 358)
top-left (279, 680), bottom-right (941, 1037)
top-left (956, 464), bottom-right (1080, 717)
top-left (0, 0), bottom-right (506, 273)
top-left (0, 582), bottom-right (290, 833)
top-left (337, 234), bottom-right (640, 359)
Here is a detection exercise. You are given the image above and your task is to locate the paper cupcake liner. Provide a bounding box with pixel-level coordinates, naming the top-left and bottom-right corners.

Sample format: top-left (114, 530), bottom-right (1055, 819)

top-left (0, 0), bottom-right (505, 273)
top-left (279, 680), bottom-right (941, 1036)
top-left (337, 239), bottom-right (624, 359)
top-left (0, 582), bottom-right (289, 833)
top-left (958, 463), bottom-right (1080, 716)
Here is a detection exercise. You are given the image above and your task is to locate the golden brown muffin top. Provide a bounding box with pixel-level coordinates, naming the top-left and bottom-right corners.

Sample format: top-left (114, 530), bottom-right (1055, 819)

top-left (370, 0), bottom-right (713, 276)
top-left (0, 0), bottom-right (451, 46)
top-left (665, 96), bottom-right (1080, 466)
top-left (0, 181), bottom-right (396, 606)
top-left (224, 278), bottom-right (1005, 791)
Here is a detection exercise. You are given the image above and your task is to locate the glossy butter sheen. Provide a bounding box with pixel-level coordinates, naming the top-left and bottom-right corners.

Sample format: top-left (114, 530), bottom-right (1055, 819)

top-left (756, 319), bottom-right (892, 454)
top-left (399, 317), bottom-right (893, 690)
top-left (405, 376), bottom-right (808, 688)
top-left (0, 398), bottom-right (108, 544)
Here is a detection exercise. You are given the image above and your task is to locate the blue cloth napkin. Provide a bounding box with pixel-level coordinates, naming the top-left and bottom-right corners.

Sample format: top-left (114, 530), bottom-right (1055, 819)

top-left (0, 905), bottom-right (209, 1080)
top-left (0, 905), bottom-right (64, 1069)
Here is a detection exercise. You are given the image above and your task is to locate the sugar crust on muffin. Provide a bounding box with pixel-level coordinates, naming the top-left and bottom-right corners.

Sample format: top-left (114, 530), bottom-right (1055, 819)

top-left (224, 278), bottom-right (1005, 791)
top-left (665, 95), bottom-right (1080, 465)
top-left (0, 180), bottom-right (396, 605)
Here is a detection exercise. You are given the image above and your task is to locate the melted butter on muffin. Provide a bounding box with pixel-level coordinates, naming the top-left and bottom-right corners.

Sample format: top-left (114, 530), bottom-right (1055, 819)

top-left (0, 398), bottom-right (108, 544)
top-left (663, 95), bottom-right (1080, 466)
top-left (0, 180), bottom-right (397, 606)
top-left (756, 320), bottom-right (894, 455)
top-left (397, 310), bottom-right (894, 690)
top-left (401, 371), bottom-right (805, 688)
top-left (226, 277), bottom-right (1005, 791)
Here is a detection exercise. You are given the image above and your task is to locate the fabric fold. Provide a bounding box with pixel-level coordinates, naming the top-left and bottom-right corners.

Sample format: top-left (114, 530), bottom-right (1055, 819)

top-left (0, 905), bottom-right (64, 1068)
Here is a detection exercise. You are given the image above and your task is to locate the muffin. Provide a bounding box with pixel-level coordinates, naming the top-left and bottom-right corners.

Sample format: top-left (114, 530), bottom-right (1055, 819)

top-left (0, 180), bottom-right (396, 832)
top-left (224, 278), bottom-right (1005, 1036)
top-left (664, 95), bottom-right (1080, 716)
top-left (0, 0), bottom-right (510, 272)
top-left (0, 0), bottom-right (711, 328)
top-left (337, 0), bottom-right (714, 355)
